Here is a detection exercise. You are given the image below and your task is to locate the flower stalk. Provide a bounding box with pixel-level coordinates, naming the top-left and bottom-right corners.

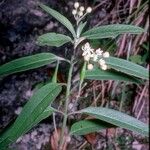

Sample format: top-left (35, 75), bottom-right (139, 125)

top-left (59, 57), bottom-right (74, 149)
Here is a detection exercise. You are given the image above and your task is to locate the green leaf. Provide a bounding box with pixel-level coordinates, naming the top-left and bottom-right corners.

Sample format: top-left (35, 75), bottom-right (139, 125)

top-left (82, 24), bottom-right (144, 39)
top-left (105, 56), bottom-right (149, 80)
top-left (27, 106), bottom-right (54, 131)
top-left (129, 55), bottom-right (143, 64)
top-left (37, 33), bottom-right (72, 47)
top-left (39, 3), bottom-right (76, 37)
top-left (0, 53), bottom-right (57, 77)
top-left (70, 119), bottom-right (114, 136)
top-left (77, 22), bottom-right (87, 38)
top-left (0, 83), bottom-right (62, 149)
top-left (17, 106), bottom-right (54, 139)
top-left (81, 107), bottom-right (149, 136)
top-left (85, 67), bottom-right (142, 84)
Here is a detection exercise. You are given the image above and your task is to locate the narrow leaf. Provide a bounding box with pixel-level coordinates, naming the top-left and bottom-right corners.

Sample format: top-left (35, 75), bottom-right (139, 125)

top-left (37, 33), bottom-right (72, 47)
top-left (81, 107), bottom-right (149, 136)
top-left (77, 22), bottom-right (87, 38)
top-left (105, 56), bottom-right (149, 80)
top-left (39, 3), bottom-right (76, 37)
top-left (85, 67), bottom-right (142, 84)
top-left (70, 119), bottom-right (114, 136)
top-left (27, 106), bottom-right (54, 131)
top-left (0, 53), bottom-right (57, 77)
top-left (82, 24), bottom-right (144, 39)
top-left (0, 83), bottom-right (62, 149)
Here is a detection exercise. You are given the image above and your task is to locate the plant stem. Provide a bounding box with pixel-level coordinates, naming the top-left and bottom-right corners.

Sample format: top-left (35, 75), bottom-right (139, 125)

top-left (119, 84), bottom-right (126, 111)
top-left (59, 57), bottom-right (74, 149)
top-left (75, 62), bottom-right (87, 102)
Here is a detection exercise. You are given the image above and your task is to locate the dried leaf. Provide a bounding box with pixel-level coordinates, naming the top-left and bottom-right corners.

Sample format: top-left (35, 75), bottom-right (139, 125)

top-left (50, 128), bottom-right (70, 150)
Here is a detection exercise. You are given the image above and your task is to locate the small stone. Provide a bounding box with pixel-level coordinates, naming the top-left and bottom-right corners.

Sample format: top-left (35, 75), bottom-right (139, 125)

top-left (15, 107), bottom-right (22, 115)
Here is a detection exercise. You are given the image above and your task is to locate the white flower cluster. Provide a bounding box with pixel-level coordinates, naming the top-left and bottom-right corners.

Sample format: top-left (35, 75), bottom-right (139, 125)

top-left (72, 2), bottom-right (92, 19)
top-left (82, 42), bottom-right (110, 70)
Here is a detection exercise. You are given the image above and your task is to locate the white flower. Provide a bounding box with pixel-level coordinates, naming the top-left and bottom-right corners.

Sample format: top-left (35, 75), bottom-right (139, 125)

top-left (82, 43), bottom-right (109, 71)
top-left (82, 49), bottom-right (93, 56)
top-left (99, 59), bottom-right (106, 66)
top-left (79, 6), bottom-right (85, 12)
top-left (78, 11), bottom-right (83, 17)
top-left (86, 7), bottom-right (92, 13)
top-left (87, 64), bottom-right (94, 70)
top-left (82, 42), bottom-right (94, 56)
top-left (74, 2), bottom-right (79, 8)
top-left (95, 48), bottom-right (103, 56)
top-left (103, 52), bottom-right (110, 58)
top-left (72, 9), bottom-right (77, 15)
top-left (84, 42), bottom-right (90, 49)
top-left (101, 64), bottom-right (107, 70)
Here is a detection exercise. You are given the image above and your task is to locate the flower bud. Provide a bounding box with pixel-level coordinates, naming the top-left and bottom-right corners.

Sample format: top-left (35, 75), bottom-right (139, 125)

top-left (93, 54), bottom-right (98, 62)
top-left (87, 64), bottom-right (94, 70)
top-left (86, 7), bottom-right (92, 13)
top-left (99, 59), bottom-right (106, 66)
top-left (72, 9), bottom-right (77, 15)
top-left (79, 6), bottom-right (85, 12)
top-left (103, 52), bottom-right (110, 58)
top-left (84, 55), bottom-right (90, 61)
top-left (78, 11), bottom-right (83, 17)
top-left (74, 2), bottom-right (79, 8)
top-left (84, 42), bottom-right (90, 49)
top-left (101, 64), bottom-right (107, 70)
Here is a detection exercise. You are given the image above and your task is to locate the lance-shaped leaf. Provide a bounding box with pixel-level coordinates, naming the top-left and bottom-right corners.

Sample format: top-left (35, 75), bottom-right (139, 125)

top-left (0, 83), bottom-right (62, 149)
top-left (81, 107), bottom-right (149, 136)
top-left (0, 53), bottom-right (57, 77)
top-left (85, 67), bottom-right (142, 84)
top-left (70, 119), bottom-right (114, 136)
top-left (39, 3), bottom-right (76, 37)
top-left (37, 33), bottom-right (72, 47)
top-left (105, 56), bottom-right (149, 80)
top-left (25, 106), bottom-right (54, 133)
top-left (77, 22), bottom-right (87, 38)
top-left (82, 24), bottom-right (144, 39)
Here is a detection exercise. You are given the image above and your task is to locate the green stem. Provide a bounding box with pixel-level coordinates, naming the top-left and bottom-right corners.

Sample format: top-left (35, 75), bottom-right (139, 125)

top-left (119, 85), bottom-right (126, 111)
top-left (59, 57), bottom-right (74, 149)
top-left (76, 62), bottom-right (87, 101)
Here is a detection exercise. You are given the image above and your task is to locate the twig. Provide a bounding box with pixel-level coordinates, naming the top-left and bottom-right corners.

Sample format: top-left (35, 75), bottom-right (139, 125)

top-left (53, 113), bottom-right (58, 139)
